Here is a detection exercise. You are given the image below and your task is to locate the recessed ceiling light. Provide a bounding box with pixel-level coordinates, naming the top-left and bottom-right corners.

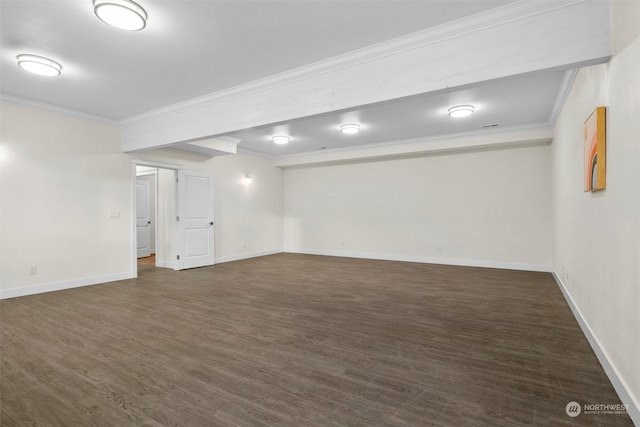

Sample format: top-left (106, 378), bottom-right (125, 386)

top-left (272, 136), bottom-right (291, 145)
top-left (94, 0), bottom-right (148, 31)
top-left (340, 124), bottom-right (361, 134)
top-left (448, 105), bottom-right (475, 118)
top-left (16, 54), bottom-right (62, 76)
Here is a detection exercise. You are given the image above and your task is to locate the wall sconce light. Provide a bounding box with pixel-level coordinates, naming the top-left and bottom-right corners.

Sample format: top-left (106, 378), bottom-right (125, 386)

top-left (243, 174), bottom-right (252, 184)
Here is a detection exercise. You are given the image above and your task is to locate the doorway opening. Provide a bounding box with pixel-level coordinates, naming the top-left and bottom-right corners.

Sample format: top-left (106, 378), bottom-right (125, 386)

top-left (132, 161), bottom-right (216, 277)
top-left (136, 166), bottom-right (156, 262)
top-left (132, 161), bottom-right (179, 278)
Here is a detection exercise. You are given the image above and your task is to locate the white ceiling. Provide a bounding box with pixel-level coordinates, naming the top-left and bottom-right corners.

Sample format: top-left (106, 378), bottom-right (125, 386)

top-left (1, 0), bottom-right (580, 159)
top-left (1, 0), bottom-right (515, 120)
top-left (229, 70), bottom-right (569, 157)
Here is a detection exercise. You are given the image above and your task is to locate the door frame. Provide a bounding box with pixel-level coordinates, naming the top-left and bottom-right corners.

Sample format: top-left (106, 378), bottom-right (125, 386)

top-left (130, 159), bottom-right (181, 278)
top-left (135, 177), bottom-right (152, 258)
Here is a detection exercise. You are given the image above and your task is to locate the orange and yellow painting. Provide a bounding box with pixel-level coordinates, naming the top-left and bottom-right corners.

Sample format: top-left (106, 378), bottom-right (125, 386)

top-left (584, 106), bottom-right (606, 191)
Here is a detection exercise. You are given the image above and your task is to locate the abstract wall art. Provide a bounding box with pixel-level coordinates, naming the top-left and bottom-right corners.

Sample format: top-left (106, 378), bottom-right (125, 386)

top-left (584, 106), bottom-right (606, 191)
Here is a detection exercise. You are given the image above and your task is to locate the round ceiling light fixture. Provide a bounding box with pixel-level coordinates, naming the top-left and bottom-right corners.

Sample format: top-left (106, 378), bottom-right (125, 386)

top-left (94, 0), bottom-right (148, 31)
top-left (340, 124), bottom-right (361, 134)
top-left (16, 54), bottom-right (62, 76)
top-left (272, 135), bottom-right (291, 145)
top-left (448, 105), bottom-right (475, 118)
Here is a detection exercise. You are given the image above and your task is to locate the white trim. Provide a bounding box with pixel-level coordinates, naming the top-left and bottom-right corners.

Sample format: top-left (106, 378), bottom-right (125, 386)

top-left (236, 147), bottom-right (275, 159)
top-left (131, 160), bottom-right (179, 277)
top-left (121, 1), bottom-right (589, 127)
top-left (135, 168), bottom-right (158, 177)
top-left (551, 272), bottom-right (640, 425)
top-left (281, 123), bottom-right (550, 158)
top-left (130, 163), bottom-right (138, 279)
top-left (218, 136), bottom-right (242, 144)
top-left (215, 249), bottom-right (282, 264)
top-left (122, 0), bottom-right (609, 153)
top-left (0, 94), bottom-right (118, 125)
top-left (278, 123), bottom-right (553, 161)
top-left (243, 124), bottom-right (553, 166)
top-left (130, 158), bottom-right (182, 170)
top-left (155, 261), bottom-right (174, 269)
top-left (0, 272), bottom-right (134, 300)
top-left (274, 127), bottom-right (553, 169)
top-left (547, 68), bottom-right (579, 126)
top-left (287, 249), bottom-right (552, 273)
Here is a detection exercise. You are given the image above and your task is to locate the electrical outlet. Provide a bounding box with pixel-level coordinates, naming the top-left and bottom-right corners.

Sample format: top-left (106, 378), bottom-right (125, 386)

top-left (28, 266), bottom-right (37, 275)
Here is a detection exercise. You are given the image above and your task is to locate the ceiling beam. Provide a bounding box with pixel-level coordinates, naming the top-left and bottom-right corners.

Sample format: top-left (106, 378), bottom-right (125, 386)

top-left (122, 0), bottom-right (610, 153)
top-left (173, 137), bottom-right (240, 157)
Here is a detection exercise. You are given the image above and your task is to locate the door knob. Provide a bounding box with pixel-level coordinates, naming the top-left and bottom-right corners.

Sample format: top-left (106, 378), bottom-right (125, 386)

top-left (209, 221), bottom-right (214, 226)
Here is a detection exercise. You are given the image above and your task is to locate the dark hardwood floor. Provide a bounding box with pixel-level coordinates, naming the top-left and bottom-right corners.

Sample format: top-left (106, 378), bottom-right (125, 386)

top-left (0, 254), bottom-right (633, 426)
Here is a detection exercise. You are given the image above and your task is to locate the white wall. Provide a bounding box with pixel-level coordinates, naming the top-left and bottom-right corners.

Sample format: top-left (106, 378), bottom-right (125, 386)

top-left (284, 143), bottom-right (552, 271)
top-left (550, 0), bottom-right (640, 420)
top-left (0, 104), bottom-right (132, 297)
top-left (0, 104), bottom-right (284, 298)
top-left (211, 152), bottom-right (284, 262)
top-left (133, 149), bottom-right (284, 265)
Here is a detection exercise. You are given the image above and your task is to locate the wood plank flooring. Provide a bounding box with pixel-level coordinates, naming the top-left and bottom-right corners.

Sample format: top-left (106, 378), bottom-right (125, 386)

top-left (138, 254), bottom-right (156, 264)
top-left (1, 254), bottom-right (633, 426)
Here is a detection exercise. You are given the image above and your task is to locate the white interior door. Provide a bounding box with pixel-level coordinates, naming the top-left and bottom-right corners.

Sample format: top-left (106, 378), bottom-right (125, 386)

top-left (136, 179), bottom-right (151, 258)
top-left (174, 169), bottom-right (215, 270)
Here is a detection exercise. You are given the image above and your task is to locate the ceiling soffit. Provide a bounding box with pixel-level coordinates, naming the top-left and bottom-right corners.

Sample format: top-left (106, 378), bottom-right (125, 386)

top-left (121, 0), bottom-right (611, 155)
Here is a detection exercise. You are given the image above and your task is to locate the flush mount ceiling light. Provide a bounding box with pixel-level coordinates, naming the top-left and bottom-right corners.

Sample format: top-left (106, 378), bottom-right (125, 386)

top-left (340, 124), bottom-right (361, 134)
top-left (94, 0), bottom-right (148, 31)
top-left (16, 54), bottom-right (62, 76)
top-left (272, 136), bottom-right (291, 145)
top-left (448, 105), bottom-right (475, 118)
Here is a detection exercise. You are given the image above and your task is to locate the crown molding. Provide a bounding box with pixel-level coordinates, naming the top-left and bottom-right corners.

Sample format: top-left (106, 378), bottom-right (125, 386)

top-left (0, 93), bottom-right (118, 126)
top-left (236, 147), bottom-right (275, 160)
top-left (272, 124), bottom-right (554, 168)
top-left (548, 68), bottom-right (579, 126)
top-left (122, 0), bottom-right (590, 127)
top-left (280, 122), bottom-right (551, 159)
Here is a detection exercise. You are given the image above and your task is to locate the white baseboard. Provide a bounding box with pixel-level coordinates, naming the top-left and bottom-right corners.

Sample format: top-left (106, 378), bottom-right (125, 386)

top-left (0, 272), bottom-right (135, 300)
top-left (215, 249), bottom-right (283, 264)
top-left (287, 249), bottom-right (552, 272)
top-left (155, 260), bottom-right (174, 269)
top-left (0, 251), bottom-right (283, 299)
top-left (552, 271), bottom-right (640, 426)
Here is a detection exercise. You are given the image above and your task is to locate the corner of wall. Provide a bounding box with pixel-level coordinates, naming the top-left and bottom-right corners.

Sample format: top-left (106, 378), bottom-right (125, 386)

top-left (550, 270), bottom-right (640, 425)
